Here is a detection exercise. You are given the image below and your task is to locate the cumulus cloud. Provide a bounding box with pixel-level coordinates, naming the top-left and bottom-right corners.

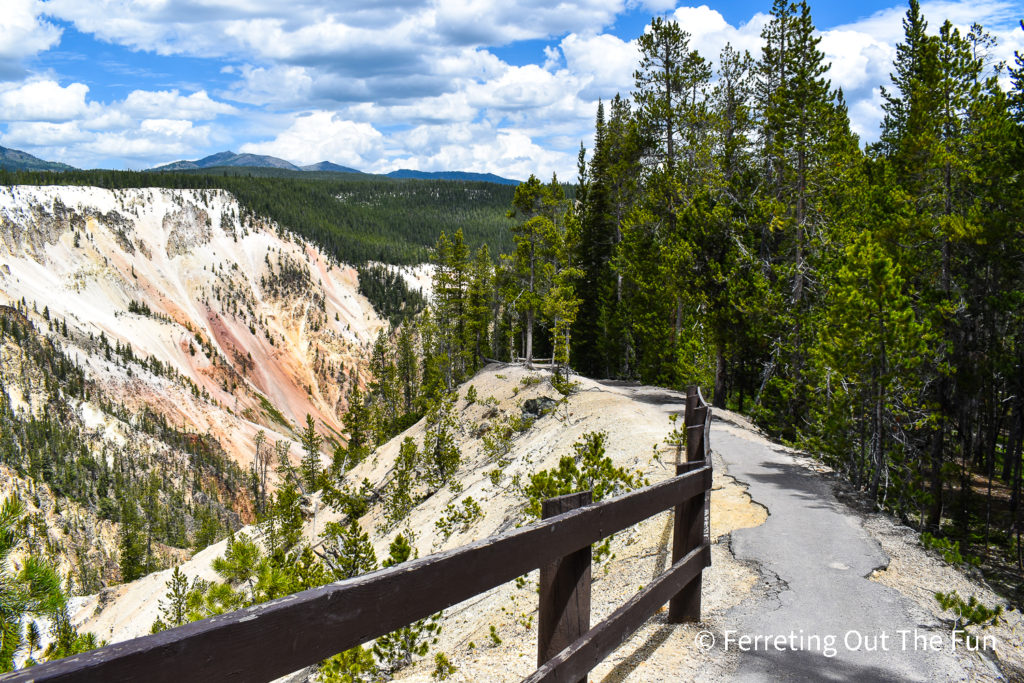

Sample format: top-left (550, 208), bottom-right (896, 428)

top-left (385, 123), bottom-right (572, 180)
top-left (0, 0), bottom-right (62, 78)
top-left (1, 121), bottom-right (90, 147)
top-left (827, 1), bottom-right (1023, 137)
top-left (240, 111), bottom-right (386, 167)
top-left (0, 80), bottom-right (93, 122)
top-left (81, 120), bottom-right (214, 162)
top-left (559, 33), bottom-right (638, 98)
top-left (7, 0), bottom-right (1023, 173)
top-left (121, 89), bottom-right (238, 120)
top-left (0, 77), bottom-right (238, 167)
top-left (670, 6), bottom-right (769, 66)
top-left (2, 115), bottom-right (215, 166)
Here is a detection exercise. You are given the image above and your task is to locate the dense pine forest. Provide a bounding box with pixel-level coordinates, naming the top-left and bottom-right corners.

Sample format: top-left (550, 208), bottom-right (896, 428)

top-left (350, 1), bottom-right (1024, 601)
top-left (0, 169), bottom-right (516, 265)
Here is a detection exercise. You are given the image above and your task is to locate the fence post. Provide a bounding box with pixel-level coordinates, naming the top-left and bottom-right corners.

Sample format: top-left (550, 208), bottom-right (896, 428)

top-left (685, 385), bottom-right (699, 428)
top-left (669, 391), bottom-right (707, 623)
top-left (538, 491), bottom-right (592, 683)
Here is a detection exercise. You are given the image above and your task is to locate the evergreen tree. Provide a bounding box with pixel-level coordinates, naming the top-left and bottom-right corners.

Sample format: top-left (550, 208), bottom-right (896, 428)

top-left (118, 501), bottom-right (147, 582)
top-left (465, 245), bottom-right (494, 370)
top-left (300, 415), bottom-right (322, 493)
top-left (158, 566), bottom-right (193, 629)
top-left (0, 496), bottom-right (67, 672)
top-left (318, 519), bottom-right (377, 580)
top-left (423, 393), bottom-right (460, 487)
top-left (506, 175), bottom-right (566, 365)
top-left (395, 324), bottom-right (420, 416)
top-left (340, 381), bottom-right (371, 469)
top-left (373, 536), bottom-right (441, 675)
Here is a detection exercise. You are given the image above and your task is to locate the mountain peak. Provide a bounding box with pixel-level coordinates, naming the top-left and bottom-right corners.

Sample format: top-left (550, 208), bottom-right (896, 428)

top-left (152, 151), bottom-right (301, 172)
top-left (0, 146), bottom-right (76, 172)
top-left (300, 161), bottom-right (364, 174)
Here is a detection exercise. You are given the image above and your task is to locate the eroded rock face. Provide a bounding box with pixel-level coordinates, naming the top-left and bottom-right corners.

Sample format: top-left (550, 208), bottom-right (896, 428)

top-left (0, 197), bottom-right (135, 258)
top-left (163, 202), bottom-right (211, 257)
top-left (0, 185), bottom-right (385, 543)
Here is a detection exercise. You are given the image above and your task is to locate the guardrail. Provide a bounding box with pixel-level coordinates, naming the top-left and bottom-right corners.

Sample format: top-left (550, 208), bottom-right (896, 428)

top-left (7, 387), bottom-right (712, 682)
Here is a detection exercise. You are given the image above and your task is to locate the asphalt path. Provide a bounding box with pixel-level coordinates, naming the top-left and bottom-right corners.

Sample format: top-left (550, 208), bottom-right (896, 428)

top-left (713, 425), bottom-right (966, 682)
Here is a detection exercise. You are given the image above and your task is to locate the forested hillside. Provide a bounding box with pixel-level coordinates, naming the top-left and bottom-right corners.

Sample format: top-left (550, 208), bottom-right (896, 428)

top-left (0, 304), bottom-right (246, 587)
top-left (0, 169), bottom-right (515, 265)
top-left (352, 1), bottom-right (1024, 602)
top-left (561, 2), bottom-right (1024, 598)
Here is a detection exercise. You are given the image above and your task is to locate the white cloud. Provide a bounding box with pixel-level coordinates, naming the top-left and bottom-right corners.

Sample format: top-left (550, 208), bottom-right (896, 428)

top-left (0, 80), bottom-right (92, 122)
top-left (9, 0), bottom-right (1023, 174)
top-left (0, 82), bottom-right (234, 167)
top-left (0, 0), bottom-right (61, 76)
top-left (559, 33), bottom-right (638, 97)
top-left (240, 111), bottom-right (386, 167)
top-left (121, 89), bottom-right (237, 120)
top-left (1, 120), bottom-right (90, 147)
top-left (80, 120), bottom-right (214, 162)
top-left (226, 65), bottom-right (315, 106)
top-left (836, 2), bottom-right (1024, 83)
top-left (670, 5), bottom-right (768, 65)
top-left (819, 30), bottom-right (894, 95)
top-left (384, 123), bottom-right (572, 180)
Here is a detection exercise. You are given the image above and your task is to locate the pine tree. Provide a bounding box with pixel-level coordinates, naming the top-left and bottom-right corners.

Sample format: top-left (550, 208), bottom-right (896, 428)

top-left (507, 176), bottom-right (561, 365)
top-left (464, 245), bottom-right (494, 371)
top-left (373, 536), bottom-right (441, 675)
top-left (395, 324), bottom-right (420, 417)
top-left (0, 496), bottom-right (67, 672)
top-left (158, 566), bottom-right (192, 629)
top-left (300, 415), bottom-right (322, 493)
top-left (341, 381), bottom-right (371, 469)
top-left (318, 519), bottom-right (377, 580)
top-left (423, 393), bottom-right (460, 487)
top-left (118, 500), bottom-right (147, 582)
top-left (574, 103), bottom-right (617, 377)
top-left (751, 0), bottom-right (859, 436)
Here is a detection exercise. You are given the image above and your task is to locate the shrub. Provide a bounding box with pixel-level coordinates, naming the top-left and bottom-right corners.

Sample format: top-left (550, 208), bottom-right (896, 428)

top-left (434, 497), bottom-right (485, 542)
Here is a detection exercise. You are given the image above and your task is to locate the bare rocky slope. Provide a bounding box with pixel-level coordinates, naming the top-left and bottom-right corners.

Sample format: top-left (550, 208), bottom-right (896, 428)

top-left (0, 185), bottom-right (384, 588)
top-left (0, 185), bottom-right (383, 450)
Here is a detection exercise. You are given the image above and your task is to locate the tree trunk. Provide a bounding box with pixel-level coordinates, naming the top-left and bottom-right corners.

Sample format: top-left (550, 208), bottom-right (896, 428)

top-left (714, 347), bottom-right (727, 408)
top-left (928, 419), bottom-right (945, 528)
top-left (525, 308), bottom-right (534, 366)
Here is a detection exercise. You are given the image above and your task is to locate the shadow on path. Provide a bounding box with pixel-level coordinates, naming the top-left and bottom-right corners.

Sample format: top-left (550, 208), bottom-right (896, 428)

top-left (740, 460), bottom-right (841, 513)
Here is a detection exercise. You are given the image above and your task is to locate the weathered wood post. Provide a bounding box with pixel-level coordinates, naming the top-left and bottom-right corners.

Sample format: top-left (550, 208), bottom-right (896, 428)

top-left (538, 491), bottom-right (592, 683)
top-left (669, 387), bottom-right (708, 623)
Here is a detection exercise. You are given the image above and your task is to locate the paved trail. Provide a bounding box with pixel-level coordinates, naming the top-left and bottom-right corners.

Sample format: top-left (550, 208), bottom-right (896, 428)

top-left (712, 424), bottom-right (966, 682)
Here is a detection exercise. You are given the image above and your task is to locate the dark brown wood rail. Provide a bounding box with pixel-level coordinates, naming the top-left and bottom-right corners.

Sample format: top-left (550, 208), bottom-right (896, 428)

top-left (5, 387), bottom-right (712, 683)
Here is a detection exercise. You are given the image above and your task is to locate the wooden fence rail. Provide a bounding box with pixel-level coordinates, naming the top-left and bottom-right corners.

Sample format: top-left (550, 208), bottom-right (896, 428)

top-left (6, 388), bottom-right (712, 683)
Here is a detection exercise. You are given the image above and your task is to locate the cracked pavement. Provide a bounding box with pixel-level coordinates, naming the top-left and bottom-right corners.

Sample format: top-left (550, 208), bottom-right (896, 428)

top-left (713, 425), bottom-right (968, 682)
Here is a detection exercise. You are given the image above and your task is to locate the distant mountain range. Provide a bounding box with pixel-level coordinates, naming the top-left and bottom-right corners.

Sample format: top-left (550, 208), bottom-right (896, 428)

top-left (0, 145), bottom-right (521, 185)
top-left (0, 146), bottom-right (76, 172)
top-left (384, 169), bottom-right (519, 185)
top-left (153, 151), bottom-right (306, 172)
top-left (153, 150), bottom-right (520, 185)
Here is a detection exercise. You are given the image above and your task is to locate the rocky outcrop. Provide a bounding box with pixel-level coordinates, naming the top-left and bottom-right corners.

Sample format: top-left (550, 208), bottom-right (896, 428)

top-left (163, 202), bottom-right (211, 257)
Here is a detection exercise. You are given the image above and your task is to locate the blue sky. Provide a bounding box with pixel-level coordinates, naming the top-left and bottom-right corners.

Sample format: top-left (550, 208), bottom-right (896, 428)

top-left (0, 0), bottom-right (1021, 179)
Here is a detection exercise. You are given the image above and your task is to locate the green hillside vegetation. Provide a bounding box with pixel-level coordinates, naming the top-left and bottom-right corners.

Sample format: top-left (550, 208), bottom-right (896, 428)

top-left (0, 168), bottom-right (516, 265)
top-left (550, 4), bottom-right (1023, 601)
top-left (349, 3), bottom-right (1024, 604)
top-left (0, 146), bottom-right (75, 173)
top-left (0, 304), bottom-right (247, 590)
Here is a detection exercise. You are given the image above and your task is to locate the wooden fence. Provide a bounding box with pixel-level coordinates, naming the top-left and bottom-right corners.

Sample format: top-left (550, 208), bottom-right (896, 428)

top-left (6, 388), bottom-right (713, 683)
